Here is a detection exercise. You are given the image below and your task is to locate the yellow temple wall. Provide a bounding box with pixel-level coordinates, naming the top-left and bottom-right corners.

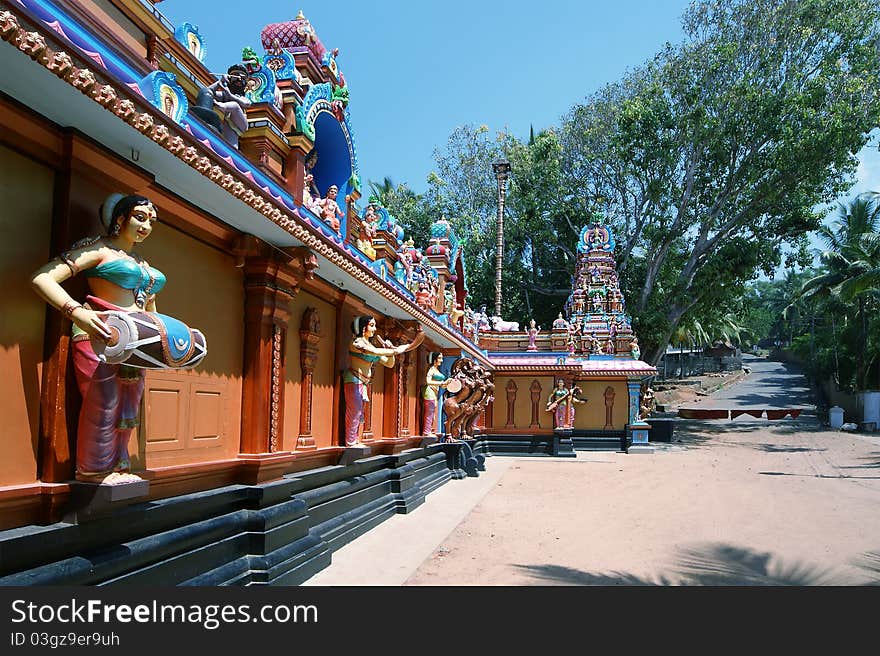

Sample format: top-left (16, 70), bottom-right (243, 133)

top-left (283, 290), bottom-right (338, 451)
top-left (573, 381), bottom-right (630, 431)
top-left (0, 145), bottom-right (54, 486)
top-left (138, 224), bottom-right (244, 468)
top-left (487, 376), bottom-right (631, 431)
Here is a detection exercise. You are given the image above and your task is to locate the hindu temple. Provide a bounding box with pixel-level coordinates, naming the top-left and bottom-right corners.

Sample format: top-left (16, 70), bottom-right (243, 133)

top-left (0, 1), bottom-right (654, 585)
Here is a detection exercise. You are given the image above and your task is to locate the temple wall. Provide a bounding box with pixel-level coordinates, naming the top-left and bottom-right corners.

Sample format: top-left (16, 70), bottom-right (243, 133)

top-left (575, 381), bottom-right (629, 431)
top-left (370, 364), bottom-right (386, 438)
top-left (488, 376), bottom-right (554, 431)
top-left (137, 226), bottom-right (244, 468)
top-left (486, 376), bottom-right (630, 431)
top-left (0, 145), bottom-right (54, 486)
top-left (283, 290), bottom-right (337, 451)
top-left (406, 353), bottom-right (418, 436)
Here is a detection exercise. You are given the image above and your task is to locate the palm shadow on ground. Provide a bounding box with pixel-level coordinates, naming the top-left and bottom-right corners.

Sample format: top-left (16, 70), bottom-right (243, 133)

top-left (840, 452), bottom-right (880, 470)
top-left (514, 542), bottom-right (880, 586)
top-left (665, 417), bottom-right (829, 451)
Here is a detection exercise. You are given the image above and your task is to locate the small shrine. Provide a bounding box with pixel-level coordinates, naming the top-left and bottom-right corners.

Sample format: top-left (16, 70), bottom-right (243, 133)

top-left (477, 222), bottom-right (657, 453)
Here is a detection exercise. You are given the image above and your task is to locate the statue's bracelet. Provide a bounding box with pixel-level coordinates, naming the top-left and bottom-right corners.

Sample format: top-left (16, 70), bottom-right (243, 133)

top-left (62, 300), bottom-right (83, 318)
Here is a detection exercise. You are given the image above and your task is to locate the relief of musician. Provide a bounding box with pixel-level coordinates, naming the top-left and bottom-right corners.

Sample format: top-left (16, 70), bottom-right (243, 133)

top-left (545, 379), bottom-right (586, 429)
top-left (344, 315), bottom-right (424, 447)
top-left (31, 194), bottom-right (207, 485)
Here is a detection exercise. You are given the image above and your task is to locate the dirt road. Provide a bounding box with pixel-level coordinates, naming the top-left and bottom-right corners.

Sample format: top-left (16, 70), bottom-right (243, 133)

top-left (306, 357), bottom-right (880, 585)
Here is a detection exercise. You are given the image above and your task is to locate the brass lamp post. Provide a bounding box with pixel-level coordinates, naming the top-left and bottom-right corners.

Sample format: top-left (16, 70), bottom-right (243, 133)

top-left (492, 157), bottom-right (511, 318)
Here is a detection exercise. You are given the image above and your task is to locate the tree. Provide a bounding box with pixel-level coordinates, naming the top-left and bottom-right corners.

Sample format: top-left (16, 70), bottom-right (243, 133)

top-left (560, 0), bottom-right (880, 364)
top-left (425, 125), bottom-right (587, 327)
top-left (799, 194), bottom-right (880, 389)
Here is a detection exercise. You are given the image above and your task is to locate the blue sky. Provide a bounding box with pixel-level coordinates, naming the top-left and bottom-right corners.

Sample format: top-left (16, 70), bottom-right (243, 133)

top-left (159, 0), bottom-right (880, 269)
top-left (159, 0), bottom-right (694, 191)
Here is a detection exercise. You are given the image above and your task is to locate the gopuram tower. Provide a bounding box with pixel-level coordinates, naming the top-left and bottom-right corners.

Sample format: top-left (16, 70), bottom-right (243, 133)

top-left (478, 221), bottom-right (656, 454)
top-left (557, 223), bottom-right (638, 360)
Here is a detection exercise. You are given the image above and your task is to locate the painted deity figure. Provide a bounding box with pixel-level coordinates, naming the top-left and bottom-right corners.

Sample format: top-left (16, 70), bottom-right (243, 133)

top-left (545, 379), bottom-right (586, 429)
top-left (592, 293), bottom-right (603, 313)
top-left (572, 288), bottom-right (585, 314)
top-left (343, 315), bottom-right (424, 447)
top-left (587, 331), bottom-right (602, 354)
top-left (415, 281), bottom-right (433, 311)
top-left (202, 64), bottom-right (252, 148)
top-left (317, 185), bottom-right (344, 233)
top-left (639, 386), bottom-right (656, 420)
top-left (605, 337), bottom-right (616, 355)
top-left (630, 337), bottom-right (641, 360)
top-left (302, 173), bottom-right (320, 214)
top-left (30, 194), bottom-right (189, 484)
top-left (422, 352), bottom-right (448, 436)
top-left (356, 206), bottom-right (378, 259)
top-left (527, 318), bottom-right (538, 351)
top-left (588, 225), bottom-right (604, 248)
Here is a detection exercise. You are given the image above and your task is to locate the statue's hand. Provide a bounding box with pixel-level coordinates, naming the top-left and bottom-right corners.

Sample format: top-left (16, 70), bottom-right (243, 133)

top-left (73, 308), bottom-right (113, 343)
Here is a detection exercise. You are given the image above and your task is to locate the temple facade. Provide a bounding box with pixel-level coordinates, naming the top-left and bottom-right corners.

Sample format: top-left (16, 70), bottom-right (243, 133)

top-left (0, 1), bottom-right (653, 585)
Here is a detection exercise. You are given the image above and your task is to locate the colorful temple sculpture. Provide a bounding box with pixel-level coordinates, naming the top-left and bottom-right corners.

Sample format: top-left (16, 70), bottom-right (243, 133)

top-left (477, 222), bottom-right (657, 454)
top-left (0, 1), bottom-right (655, 585)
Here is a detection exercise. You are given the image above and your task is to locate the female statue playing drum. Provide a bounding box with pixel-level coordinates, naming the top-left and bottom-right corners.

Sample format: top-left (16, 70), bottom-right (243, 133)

top-left (30, 193), bottom-right (194, 484)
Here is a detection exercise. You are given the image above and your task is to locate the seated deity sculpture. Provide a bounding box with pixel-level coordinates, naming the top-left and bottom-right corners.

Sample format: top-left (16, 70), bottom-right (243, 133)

top-left (191, 64), bottom-right (252, 148)
top-left (316, 185), bottom-right (344, 233)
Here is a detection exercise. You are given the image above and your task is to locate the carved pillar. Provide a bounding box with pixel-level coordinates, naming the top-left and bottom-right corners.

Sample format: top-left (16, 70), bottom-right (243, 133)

top-left (377, 319), bottom-right (419, 440)
top-left (529, 379), bottom-right (542, 429)
top-left (146, 35), bottom-right (162, 70)
top-left (285, 134), bottom-right (313, 204)
top-left (604, 385), bottom-right (616, 431)
top-left (39, 134), bottom-right (84, 483)
top-left (237, 236), bottom-right (317, 454)
top-left (297, 307), bottom-right (321, 450)
top-left (504, 379), bottom-right (518, 429)
top-left (399, 351), bottom-right (412, 438)
top-left (627, 381), bottom-right (642, 426)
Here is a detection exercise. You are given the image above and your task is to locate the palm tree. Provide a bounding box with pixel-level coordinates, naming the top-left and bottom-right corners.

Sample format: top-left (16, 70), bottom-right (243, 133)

top-left (367, 176), bottom-right (396, 207)
top-left (798, 194), bottom-right (880, 389)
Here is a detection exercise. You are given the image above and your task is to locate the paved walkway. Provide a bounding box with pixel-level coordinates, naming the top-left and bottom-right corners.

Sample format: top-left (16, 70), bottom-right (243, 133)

top-left (304, 357), bottom-right (880, 585)
top-left (679, 355), bottom-right (814, 411)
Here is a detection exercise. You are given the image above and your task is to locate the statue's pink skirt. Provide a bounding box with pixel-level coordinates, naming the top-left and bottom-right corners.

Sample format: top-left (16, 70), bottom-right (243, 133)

top-left (71, 339), bottom-right (145, 475)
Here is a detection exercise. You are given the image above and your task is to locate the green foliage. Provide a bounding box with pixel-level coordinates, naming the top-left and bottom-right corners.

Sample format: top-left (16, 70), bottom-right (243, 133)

top-left (380, 0), bottom-right (880, 360)
top-left (366, 178), bottom-right (436, 255)
top-left (559, 0), bottom-right (880, 363)
top-left (794, 194), bottom-right (880, 389)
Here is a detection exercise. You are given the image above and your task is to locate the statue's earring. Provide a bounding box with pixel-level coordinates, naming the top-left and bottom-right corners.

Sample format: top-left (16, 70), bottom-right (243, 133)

top-left (111, 221), bottom-right (122, 236)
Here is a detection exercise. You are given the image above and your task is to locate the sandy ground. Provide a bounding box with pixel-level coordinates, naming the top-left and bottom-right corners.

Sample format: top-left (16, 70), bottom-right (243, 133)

top-left (305, 357), bottom-right (880, 586)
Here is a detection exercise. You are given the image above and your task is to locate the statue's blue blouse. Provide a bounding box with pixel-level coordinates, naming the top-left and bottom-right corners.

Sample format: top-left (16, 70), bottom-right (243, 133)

top-left (84, 259), bottom-right (166, 295)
